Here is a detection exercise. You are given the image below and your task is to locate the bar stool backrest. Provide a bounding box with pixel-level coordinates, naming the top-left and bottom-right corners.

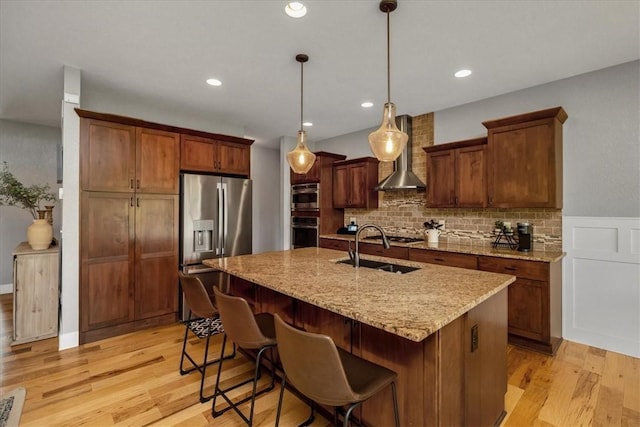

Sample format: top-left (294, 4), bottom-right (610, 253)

top-left (213, 287), bottom-right (272, 350)
top-left (179, 272), bottom-right (216, 319)
top-left (274, 313), bottom-right (357, 406)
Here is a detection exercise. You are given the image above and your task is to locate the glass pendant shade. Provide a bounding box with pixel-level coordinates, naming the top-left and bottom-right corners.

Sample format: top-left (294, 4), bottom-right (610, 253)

top-left (368, 102), bottom-right (408, 162)
top-left (287, 130), bottom-right (316, 174)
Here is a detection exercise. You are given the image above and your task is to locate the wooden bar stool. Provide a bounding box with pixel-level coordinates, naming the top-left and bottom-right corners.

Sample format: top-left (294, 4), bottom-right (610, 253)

top-left (178, 272), bottom-right (235, 403)
top-left (273, 313), bottom-right (400, 427)
top-left (211, 287), bottom-right (278, 426)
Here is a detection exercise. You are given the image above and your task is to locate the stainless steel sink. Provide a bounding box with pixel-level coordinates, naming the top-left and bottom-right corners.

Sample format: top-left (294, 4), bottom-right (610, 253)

top-left (337, 258), bottom-right (420, 274)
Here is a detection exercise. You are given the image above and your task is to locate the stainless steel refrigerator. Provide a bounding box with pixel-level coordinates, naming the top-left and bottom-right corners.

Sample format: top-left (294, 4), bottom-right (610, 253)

top-left (179, 173), bottom-right (252, 320)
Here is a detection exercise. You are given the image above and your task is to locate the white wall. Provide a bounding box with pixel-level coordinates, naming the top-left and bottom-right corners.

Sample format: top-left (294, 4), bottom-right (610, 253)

top-left (315, 126), bottom-right (376, 160)
top-left (434, 60), bottom-right (639, 218)
top-left (0, 120), bottom-right (61, 291)
top-left (251, 145), bottom-right (281, 254)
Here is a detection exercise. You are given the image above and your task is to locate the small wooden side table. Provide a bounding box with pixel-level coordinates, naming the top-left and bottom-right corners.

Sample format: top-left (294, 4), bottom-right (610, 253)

top-left (11, 242), bottom-right (60, 345)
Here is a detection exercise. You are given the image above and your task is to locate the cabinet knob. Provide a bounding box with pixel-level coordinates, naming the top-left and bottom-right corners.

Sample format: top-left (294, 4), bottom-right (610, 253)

top-left (130, 179), bottom-right (134, 189)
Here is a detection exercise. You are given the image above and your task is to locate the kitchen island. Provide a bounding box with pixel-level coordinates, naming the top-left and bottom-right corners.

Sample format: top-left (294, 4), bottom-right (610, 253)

top-left (204, 247), bottom-right (516, 426)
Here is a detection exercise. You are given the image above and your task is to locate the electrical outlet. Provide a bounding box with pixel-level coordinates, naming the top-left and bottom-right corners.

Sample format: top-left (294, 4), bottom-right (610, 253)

top-left (438, 219), bottom-right (445, 230)
top-left (349, 217), bottom-right (356, 224)
top-left (471, 324), bottom-right (479, 352)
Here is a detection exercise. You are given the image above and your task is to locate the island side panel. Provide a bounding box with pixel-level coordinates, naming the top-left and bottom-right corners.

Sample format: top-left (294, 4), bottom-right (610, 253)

top-left (466, 287), bottom-right (508, 426)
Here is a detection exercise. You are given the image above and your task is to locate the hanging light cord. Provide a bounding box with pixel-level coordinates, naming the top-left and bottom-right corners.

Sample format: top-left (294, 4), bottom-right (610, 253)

top-left (300, 59), bottom-right (304, 132)
top-left (386, 9), bottom-right (391, 105)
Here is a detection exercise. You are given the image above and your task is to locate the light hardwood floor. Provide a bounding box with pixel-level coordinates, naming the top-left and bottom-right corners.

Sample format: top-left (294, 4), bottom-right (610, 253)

top-left (1, 293), bottom-right (638, 426)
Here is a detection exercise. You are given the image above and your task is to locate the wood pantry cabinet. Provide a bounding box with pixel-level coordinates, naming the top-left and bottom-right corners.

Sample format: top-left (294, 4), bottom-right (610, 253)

top-left (11, 243), bottom-right (60, 345)
top-left (77, 109), bottom-right (180, 344)
top-left (180, 134), bottom-right (251, 176)
top-left (332, 157), bottom-right (379, 209)
top-left (482, 106), bottom-right (567, 208)
top-left (423, 137), bottom-right (487, 208)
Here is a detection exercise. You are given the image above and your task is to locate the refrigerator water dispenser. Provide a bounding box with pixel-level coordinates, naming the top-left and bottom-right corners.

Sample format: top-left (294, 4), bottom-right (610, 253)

top-left (193, 219), bottom-right (214, 252)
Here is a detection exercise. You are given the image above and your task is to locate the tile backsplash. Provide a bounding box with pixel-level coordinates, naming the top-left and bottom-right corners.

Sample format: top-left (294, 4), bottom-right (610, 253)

top-left (345, 190), bottom-right (562, 252)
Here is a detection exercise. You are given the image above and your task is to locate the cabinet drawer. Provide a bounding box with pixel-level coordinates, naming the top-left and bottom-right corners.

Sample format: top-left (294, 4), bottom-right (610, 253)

top-left (409, 249), bottom-right (477, 269)
top-left (359, 243), bottom-right (409, 260)
top-left (319, 238), bottom-right (349, 251)
top-left (477, 256), bottom-right (548, 281)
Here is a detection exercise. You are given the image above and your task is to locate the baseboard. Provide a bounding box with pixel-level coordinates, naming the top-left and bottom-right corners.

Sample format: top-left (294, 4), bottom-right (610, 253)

top-left (0, 283), bottom-right (13, 294)
top-left (58, 331), bottom-right (79, 351)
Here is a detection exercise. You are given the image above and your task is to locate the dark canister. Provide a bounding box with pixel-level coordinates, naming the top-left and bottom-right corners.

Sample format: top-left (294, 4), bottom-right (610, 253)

top-left (517, 222), bottom-right (533, 252)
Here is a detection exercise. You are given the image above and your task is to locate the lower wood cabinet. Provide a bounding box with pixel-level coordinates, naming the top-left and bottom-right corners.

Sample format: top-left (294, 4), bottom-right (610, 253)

top-left (409, 248), bottom-right (478, 269)
top-left (318, 237), bottom-right (562, 355)
top-left (12, 243), bottom-right (60, 345)
top-left (80, 192), bottom-right (179, 343)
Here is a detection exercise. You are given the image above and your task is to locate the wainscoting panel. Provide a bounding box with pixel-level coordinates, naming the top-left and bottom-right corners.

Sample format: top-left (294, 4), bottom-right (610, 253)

top-left (563, 216), bottom-right (640, 357)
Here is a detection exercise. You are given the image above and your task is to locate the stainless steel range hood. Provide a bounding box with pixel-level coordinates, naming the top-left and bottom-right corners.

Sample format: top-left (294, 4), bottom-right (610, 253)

top-left (374, 114), bottom-right (426, 191)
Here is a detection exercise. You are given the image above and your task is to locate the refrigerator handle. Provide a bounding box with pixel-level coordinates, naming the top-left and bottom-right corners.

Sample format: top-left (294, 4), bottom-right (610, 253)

top-left (216, 183), bottom-right (223, 256)
top-left (222, 183), bottom-right (228, 256)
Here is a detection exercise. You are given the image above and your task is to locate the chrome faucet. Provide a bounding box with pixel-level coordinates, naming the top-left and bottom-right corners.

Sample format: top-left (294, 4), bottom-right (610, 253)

top-left (348, 223), bottom-right (391, 268)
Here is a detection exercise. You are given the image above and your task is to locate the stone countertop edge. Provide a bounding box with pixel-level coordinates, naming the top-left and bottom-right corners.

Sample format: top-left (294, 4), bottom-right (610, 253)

top-left (320, 233), bottom-right (565, 263)
top-left (203, 247), bottom-right (516, 343)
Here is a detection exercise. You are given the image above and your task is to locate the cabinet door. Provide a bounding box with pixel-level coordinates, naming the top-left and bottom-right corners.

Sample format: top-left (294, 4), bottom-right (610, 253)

top-left (81, 192), bottom-right (135, 331)
top-left (426, 150), bottom-right (455, 207)
top-left (80, 119), bottom-right (136, 192)
top-left (136, 128), bottom-right (180, 194)
top-left (507, 278), bottom-right (549, 341)
top-left (13, 251), bottom-right (59, 343)
top-left (217, 141), bottom-right (251, 176)
top-left (488, 122), bottom-right (557, 207)
top-left (180, 135), bottom-right (216, 172)
top-left (348, 164), bottom-right (369, 208)
top-left (134, 194), bottom-right (179, 320)
top-left (456, 145), bottom-right (487, 207)
top-left (332, 165), bottom-right (350, 208)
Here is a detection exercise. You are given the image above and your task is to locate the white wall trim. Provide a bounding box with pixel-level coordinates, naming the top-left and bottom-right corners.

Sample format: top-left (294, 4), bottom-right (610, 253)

top-left (563, 216), bottom-right (640, 357)
top-left (58, 331), bottom-right (80, 351)
top-left (0, 283), bottom-right (12, 294)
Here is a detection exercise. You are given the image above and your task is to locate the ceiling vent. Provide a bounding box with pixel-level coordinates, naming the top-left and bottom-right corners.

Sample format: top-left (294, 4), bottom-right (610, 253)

top-left (374, 115), bottom-right (426, 191)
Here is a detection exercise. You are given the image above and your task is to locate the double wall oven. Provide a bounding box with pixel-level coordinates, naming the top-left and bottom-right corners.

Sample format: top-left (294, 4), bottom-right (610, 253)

top-left (291, 183), bottom-right (319, 248)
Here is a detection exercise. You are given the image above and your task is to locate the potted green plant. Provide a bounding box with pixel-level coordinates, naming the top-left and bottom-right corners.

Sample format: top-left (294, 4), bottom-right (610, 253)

top-left (0, 161), bottom-right (56, 249)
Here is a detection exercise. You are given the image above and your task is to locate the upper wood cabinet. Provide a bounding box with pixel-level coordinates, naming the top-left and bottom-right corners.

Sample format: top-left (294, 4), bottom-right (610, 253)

top-left (424, 137), bottom-right (487, 207)
top-left (181, 134), bottom-right (251, 176)
top-left (80, 118), bottom-right (180, 194)
top-left (482, 107), bottom-right (567, 208)
top-left (333, 157), bottom-right (379, 209)
top-left (290, 151), bottom-right (346, 185)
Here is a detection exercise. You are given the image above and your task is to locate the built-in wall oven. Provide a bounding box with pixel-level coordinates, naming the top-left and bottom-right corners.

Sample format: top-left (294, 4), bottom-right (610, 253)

top-left (291, 183), bottom-right (319, 211)
top-left (291, 215), bottom-right (319, 248)
top-left (291, 183), bottom-right (320, 248)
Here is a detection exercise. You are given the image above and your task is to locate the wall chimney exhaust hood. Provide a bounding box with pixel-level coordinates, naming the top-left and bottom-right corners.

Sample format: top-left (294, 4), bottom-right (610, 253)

top-left (374, 115), bottom-right (426, 191)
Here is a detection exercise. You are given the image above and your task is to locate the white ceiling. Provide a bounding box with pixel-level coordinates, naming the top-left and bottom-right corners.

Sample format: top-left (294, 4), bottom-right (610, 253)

top-left (1, 1), bottom-right (638, 149)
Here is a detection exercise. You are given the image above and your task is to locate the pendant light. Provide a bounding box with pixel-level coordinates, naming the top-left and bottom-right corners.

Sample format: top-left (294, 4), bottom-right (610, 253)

top-left (368, 0), bottom-right (408, 162)
top-left (287, 54), bottom-right (316, 174)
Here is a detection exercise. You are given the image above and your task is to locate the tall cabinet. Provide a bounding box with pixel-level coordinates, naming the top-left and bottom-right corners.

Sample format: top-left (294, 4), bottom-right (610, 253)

top-left (77, 110), bottom-right (180, 344)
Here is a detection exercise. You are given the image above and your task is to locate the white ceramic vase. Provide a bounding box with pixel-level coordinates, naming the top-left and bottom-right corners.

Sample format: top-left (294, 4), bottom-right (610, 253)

top-left (27, 219), bottom-right (53, 250)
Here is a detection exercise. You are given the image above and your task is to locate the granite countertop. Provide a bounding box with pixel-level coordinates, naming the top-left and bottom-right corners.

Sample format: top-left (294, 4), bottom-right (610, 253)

top-left (203, 247), bottom-right (515, 342)
top-left (320, 233), bottom-right (564, 263)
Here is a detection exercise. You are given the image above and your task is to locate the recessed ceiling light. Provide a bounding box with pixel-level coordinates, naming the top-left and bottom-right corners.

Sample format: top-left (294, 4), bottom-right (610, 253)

top-left (285, 2), bottom-right (307, 18)
top-left (303, 122), bottom-right (313, 127)
top-left (361, 101), bottom-right (374, 108)
top-left (206, 78), bottom-right (222, 86)
top-left (454, 69), bottom-right (472, 78)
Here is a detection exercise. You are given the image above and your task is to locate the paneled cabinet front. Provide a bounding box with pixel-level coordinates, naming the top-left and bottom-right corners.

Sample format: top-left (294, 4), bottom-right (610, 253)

top-left (332, 157), bottom-right (379, 208)
top-left (80, 118), bottom-right (180, 194)
top-left (78, 113), bottom-right (180, 344)
top-left (180, 134), bottom-right (250, 176)
top-left (80, 192), bottom-right (179, 339)
top-left (424, 137), bottom-right (487, 208)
